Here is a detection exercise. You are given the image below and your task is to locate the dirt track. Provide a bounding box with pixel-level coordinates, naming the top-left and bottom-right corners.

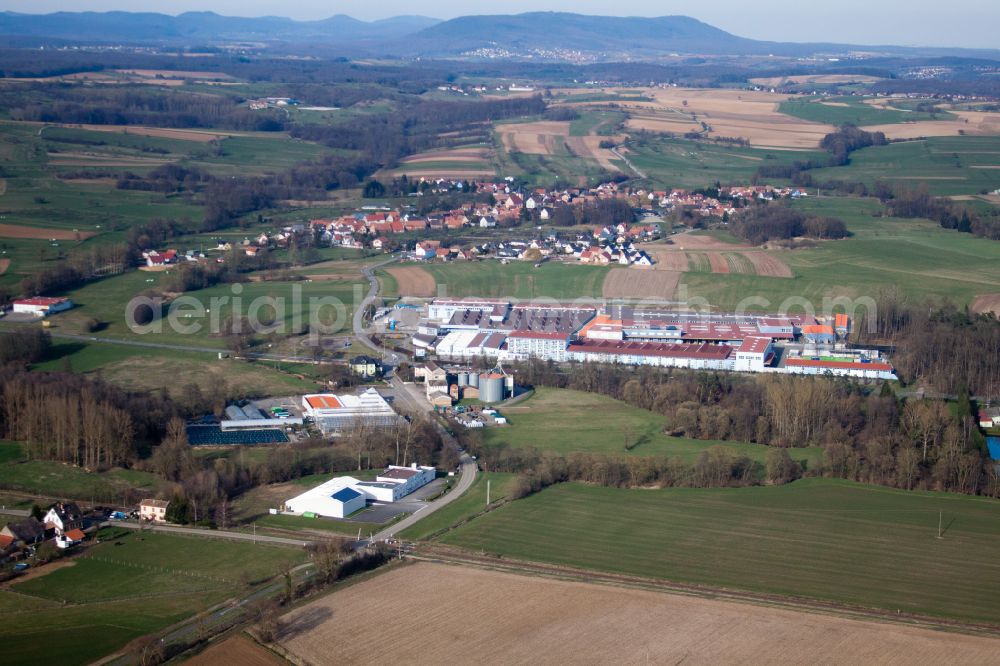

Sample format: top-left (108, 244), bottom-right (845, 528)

top-left (276, 562), bottom-right (1000, 666)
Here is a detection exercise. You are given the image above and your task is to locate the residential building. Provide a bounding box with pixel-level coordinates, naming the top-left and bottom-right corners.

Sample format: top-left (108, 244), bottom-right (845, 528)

top-left (139, 499), bottom-right (170, 523)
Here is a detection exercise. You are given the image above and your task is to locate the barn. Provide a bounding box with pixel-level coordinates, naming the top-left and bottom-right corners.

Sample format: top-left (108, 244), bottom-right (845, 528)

top-left (12, 297), bottom-right (73, 317)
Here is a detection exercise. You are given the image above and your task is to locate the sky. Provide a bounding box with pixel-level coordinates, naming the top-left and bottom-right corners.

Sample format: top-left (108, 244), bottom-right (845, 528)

top-left (0, 1), bottom-right (997, 49)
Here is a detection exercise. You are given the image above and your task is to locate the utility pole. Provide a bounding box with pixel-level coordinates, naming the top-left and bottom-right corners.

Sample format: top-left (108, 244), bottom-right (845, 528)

top-left (253, 522), bottom-right (256, 544)
top-left (486, 479), bottom-right (491, 506)
top-left (937, 509), bottom-right (943, 539)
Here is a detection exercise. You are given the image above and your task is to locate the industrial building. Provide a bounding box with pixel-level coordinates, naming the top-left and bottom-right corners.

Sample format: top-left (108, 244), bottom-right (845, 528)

top-left (283, 463), bottom-right (437, 518)
top-left (413, 297), bottom-right (895, 380)
top-left (302, 388), bottom-right (404, 434)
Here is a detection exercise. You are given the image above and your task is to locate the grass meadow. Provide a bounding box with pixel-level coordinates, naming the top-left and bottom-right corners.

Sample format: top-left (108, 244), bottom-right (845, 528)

top-left (1, 530), bottom-right (305, 665)
top-left (441, 478), bottom-right (1000, 624)
top-left (482, 388), bottom-right (822, 468)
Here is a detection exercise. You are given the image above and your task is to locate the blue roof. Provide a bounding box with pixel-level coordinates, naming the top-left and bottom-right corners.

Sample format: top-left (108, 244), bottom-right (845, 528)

top-left (331, 487), bottom-right (362, 502)
top-left (987, 437), bottom-right (1000, 462)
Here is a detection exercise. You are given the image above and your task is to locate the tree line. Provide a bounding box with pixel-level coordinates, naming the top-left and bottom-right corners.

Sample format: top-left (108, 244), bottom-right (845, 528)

top-left (506, 359), bottom-right (997, 498)
top-left (728, 204), bottom-right (848, 244)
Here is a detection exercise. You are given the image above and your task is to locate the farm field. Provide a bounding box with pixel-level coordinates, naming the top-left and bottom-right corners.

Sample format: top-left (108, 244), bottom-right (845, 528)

top-left (187, 634), bottom-right (285, 666)
top-left (421, 261), bottom-right (609, 300)
top-left (442, 478), bottom-right (1000, 625)
top-left (482, 388), bottom-right (822, 468)
top-left (601, 267), bottom-right (680, 299)
top-left (778, 96), bottom-right (954, 126)
top-left (625, 135), bottom-right (825, 188)
top-left (399, 472), bottom-right (518, 540)
top-left (621, 87), bottom-right (835, 149)
top-left (385, 265), bottom-right (437, 297)
top-left (670, 197), bottom-right (1000, 310)
top-left (275, 561), bottom-right (1000, 666)
top-left (808, 135), bottom-right (1000, 196)
top-left (1, 530), bottom-right (306, 665)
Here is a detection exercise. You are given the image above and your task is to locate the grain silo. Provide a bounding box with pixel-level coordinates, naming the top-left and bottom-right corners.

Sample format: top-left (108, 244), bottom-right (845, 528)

top-left (480, 373), bottom-right (505, 403)
top-left (458, 371), bottom-right (469, 387)
top-left (468, 372), bottom-right (480, 388)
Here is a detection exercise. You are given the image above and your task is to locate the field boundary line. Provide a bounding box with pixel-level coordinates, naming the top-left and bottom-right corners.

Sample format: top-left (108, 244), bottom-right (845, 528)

top-left (413, 546), bottom-right (1000, 638)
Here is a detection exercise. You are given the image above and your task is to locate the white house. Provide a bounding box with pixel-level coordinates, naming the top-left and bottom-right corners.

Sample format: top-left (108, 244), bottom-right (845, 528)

top-left (43, 502), bottom-right (83, 537)
top-left (139, 499), bottom-right (170, 522)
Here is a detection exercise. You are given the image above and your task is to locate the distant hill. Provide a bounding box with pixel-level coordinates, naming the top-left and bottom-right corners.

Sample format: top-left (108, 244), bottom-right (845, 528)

top-left (0, 10), bottom-right (996, 61)
top-left (404, 12), bottom-right (769, 56)
top-left (0, 11), bottom-right (441, 43)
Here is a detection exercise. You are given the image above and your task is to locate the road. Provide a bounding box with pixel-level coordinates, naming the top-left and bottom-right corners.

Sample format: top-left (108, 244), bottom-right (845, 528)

top-left (612, 143), bottom-right (646, 179)
top-left (364, 375), bottom-right (478, 543)
top-left (107, 520), bottom-right (313, 547)
top-left (352, 254), bottom-right (400, 361)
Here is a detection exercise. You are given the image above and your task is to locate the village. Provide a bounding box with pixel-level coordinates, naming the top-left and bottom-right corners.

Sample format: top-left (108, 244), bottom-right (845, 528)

top-left (136, 180), bottom-right (809, 270)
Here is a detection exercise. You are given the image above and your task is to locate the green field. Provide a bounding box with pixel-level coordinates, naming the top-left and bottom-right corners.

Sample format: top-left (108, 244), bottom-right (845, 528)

top-left (569, 109), bottom-right (626, 137)
top-left (0, 455), bottom-right (161, 501)
top-left (809, 135), bottom-right (1000, 196)
top-left (422, 261), bottom-right (608, 299)
top-left (441, 478), bottom-right (1000, 624)
top-left (779, 96), bottom-right (954, 126)
top-left (673, 196), bottom-right (1000, 310)
top-left (399, 471), bottom-right (518, 540)
top-left (627, 136), bottom-right (825, 189)
top-left (484, 388), bottom-right (822, 467)
top-left (32, 342), bottom-right (318, 399)
top-left (36, 271), bottom-right (364, 346)
top-left (1, 530), bottom-right (305, 665)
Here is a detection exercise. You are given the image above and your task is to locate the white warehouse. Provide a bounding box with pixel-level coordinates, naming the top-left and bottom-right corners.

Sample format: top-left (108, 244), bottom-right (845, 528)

top-left (283, 463), bottom-right (438, 518)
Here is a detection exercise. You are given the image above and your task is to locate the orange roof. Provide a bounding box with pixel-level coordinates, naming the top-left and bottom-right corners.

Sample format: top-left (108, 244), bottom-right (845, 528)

top-left (0, 534), bottom-right (14, 549)
top-left (305, 395), bottom-right (343, 410)
top-left (801, 324), bottom-right (834, 335)
top-left (64, 528), bottom-right (86, 541)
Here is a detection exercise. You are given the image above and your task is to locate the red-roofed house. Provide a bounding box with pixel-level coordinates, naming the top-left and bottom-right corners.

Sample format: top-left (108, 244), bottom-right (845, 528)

top-left (12, 297), bottom-right (73, 317)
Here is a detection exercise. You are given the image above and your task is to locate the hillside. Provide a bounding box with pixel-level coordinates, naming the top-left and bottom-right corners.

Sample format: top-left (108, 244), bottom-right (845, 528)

top-left (0, 11), bottom-right (441, 43)
top-left (406, 12), bottom-right (767, 56)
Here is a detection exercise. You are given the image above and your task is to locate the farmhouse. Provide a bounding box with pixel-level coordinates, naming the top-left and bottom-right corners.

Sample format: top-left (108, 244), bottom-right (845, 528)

top-left (12, 297), bottom-right (73, 317)
top-left (140, 499), bottom-right (170, 522)
top-left (1, 517), bottom-right (45, 546)
top-left (43, 502), bottom-right (83, 537)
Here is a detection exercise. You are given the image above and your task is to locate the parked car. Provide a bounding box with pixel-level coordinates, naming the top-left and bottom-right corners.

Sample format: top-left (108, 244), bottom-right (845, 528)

top-left (13, 562), bottom-right (30, 572)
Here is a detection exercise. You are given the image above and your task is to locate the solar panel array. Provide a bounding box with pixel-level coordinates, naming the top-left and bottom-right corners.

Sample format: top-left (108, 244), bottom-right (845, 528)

top-left (186, 425), bottom-right (288, 446)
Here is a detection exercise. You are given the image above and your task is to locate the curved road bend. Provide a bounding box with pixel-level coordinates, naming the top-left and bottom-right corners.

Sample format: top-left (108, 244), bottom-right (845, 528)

top-left (351, 254), bottom-right (399, 353)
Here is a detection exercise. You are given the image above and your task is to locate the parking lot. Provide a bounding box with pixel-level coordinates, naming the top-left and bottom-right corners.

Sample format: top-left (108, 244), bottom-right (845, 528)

top-left (250, 395), bottom-right (305, 419)
top-left (344, 478), bottom-right (447, 524)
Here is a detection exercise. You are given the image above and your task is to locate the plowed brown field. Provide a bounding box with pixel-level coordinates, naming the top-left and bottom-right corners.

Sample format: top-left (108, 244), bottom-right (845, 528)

top-left (602, 267), bottom-right (679, 299)
top-left (386, 265), bottom-right (437, 297)
top-left (276, 562), bottom-right (1000, 666)
top-left (745, 251), bottom-right (794, 278)
top-left (0, 223), bottom-right (95, 240)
